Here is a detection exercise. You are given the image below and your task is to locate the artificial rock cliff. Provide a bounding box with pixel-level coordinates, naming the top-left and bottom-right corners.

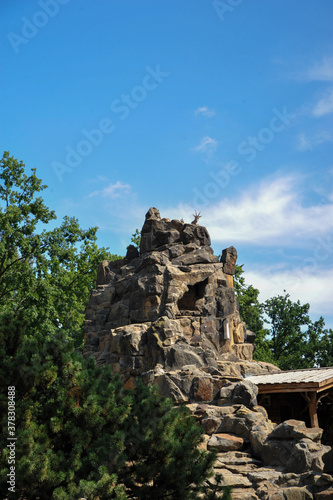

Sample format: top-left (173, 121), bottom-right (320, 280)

top-left (83, 208), bottom-right (333, 498)
top-left (83, 207), bottom-right (269, 402)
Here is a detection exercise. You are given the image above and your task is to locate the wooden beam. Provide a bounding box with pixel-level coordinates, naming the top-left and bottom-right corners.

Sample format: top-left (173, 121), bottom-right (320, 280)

top-left (308, 392), bottom-right (319, 428)
top-left (318, 379), bottom-right (333, 392)
top-left (255, 380), bottom-right (333, 394)
top-left (257, 384), bottom-right (318, 394)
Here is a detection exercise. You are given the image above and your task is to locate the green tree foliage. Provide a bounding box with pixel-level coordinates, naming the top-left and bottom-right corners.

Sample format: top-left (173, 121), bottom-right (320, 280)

top-left (2, 348), bottom-right (130, 499)
top-left (0, 152), bottom-right (121, 349)
top-left (2, 343), bottom-right (229, 499)
top-left (120, 381), bottom-right (231, 499)
top-left (234, 265), bottom-right (333, 369)
top-left (233, 265), bottom-right (273, 364)
top-left (0, 153), bottom-right (231, 499)
top-left (263, 293), bottom-right (311, 370)
top-left (234, 265), bottom-right (265, 334)
top-left (130, 228), bottom-right (141, 250)
top-left (263, 294), bottom-right (333, 370)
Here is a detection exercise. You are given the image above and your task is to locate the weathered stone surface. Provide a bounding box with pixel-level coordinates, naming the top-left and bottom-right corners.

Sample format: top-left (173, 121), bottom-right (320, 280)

top-left (221, 246), bottom-right (238, 275)
top-left (247, 469), bottom-right (282, 483)
top-left (237, 360), bottom-right (281, 376)
top-left (218, 380), bottom-right (258, 407)
top-left (215, 451), bottom-right (263, 467)
top-left (234, 322), bottom-right (246, 343)
top-left (219, 472), bottom-right (253, 488)
top-left (232, 343), bottom-right (255, 361)
top-left (202, 416), bottom-right (222, 434)
top-left (192, 376), bottom-right (214, 401)
top-left (278, 487), bottom-right (313, 500)
top-left (270, 420), bottom-right (323, 442)
top-left (232, 380), bottom-right (259, 406)
top-left (324, 448), bottom-right (333, 473)
top-left (314, 489), bottom-right (333, 499)
top-left (231, 489), bottom-right (259, 499)
top-left (154, 371), bottom-right (191, 403)
top-left (208, 433), bottom-right (244, 452)
top-left (249, 423), bottom-right (273, 458)
top-left (173, 246), bottom-right (219, 266)
top-left (261, 430), bottom-right (331, 474)
top-left (140, 208), bottom-right (211, 254)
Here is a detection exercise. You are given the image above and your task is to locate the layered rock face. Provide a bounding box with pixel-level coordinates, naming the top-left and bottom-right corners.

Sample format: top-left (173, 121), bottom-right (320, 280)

top-left (195, 407), bottom-right (333, 498)
top-left (84, 207), bottom-right (267, 402)
top-left (83, 208), bottom-right (333, 495)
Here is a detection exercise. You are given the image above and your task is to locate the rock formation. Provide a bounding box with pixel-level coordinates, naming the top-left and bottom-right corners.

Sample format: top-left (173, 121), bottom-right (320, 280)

top-left (84, 207), bottom-right (272, 401)
top-left (83, 208), bottom-right (333, 497)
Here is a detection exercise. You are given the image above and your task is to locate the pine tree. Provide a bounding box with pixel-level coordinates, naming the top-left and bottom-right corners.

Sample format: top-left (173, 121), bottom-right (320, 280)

top-left (0, 153), bottom-right (231, 499)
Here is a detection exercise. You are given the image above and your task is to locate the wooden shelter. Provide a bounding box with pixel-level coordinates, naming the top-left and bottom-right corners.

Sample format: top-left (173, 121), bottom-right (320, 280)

top-left (247, 367), bottom-right (333, 429)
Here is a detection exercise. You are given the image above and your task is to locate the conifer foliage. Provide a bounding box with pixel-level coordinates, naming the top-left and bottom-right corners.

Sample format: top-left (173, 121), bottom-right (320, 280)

top-left (0, 153), bottom-right (231, 499)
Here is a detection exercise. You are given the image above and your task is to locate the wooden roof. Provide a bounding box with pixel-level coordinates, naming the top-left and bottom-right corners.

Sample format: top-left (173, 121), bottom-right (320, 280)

top-left (246, 367), bottom-right (333, 394)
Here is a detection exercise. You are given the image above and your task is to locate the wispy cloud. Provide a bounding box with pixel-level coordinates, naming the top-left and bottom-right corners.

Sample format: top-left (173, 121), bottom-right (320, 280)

top-left (304, 56), bottom-right (333, 82)
top-left (178, 174), bottom-right (333, 246)
top-left (88, 181), bottom-right (131, 199)
top-left (246, 267), bottom-right (333, 320)
top-left (193, 136), bottom-right (218, 154)
top-left (296, 131), bottom-right (333, 151)
top-left (289, 56), bottom-right (333, 83)
top-left (194, 106), bottom-right (216, 118)
top-left (312, 88), bottom-right (333, 116)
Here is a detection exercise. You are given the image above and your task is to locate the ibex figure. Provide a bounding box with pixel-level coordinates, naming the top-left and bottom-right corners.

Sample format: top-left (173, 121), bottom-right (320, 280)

top-left (191, 211), bottom-right (201, 225)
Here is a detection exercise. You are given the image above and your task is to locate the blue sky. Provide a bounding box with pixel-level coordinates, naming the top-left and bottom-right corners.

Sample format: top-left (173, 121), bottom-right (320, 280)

top-left (1, 1), bottom-right (333, 328)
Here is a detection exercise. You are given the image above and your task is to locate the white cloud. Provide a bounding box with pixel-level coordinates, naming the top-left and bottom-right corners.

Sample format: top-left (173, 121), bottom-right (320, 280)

top-left (304, 57), bottom-right (333, 82)
top-left (194, 106), bottom-right (216, 118)
top-left (296, 131), bottom-right (333, 151)
top-left (193, 136), bottom-right (218, 154)
top-left (88, 181), bottom-right (131, 199)
top-left (312, 89), bottom-right (333, 116)
top-left (245, 267), bottom-right (333, 320)
top-left (176, 174), bottom-right (333, 246)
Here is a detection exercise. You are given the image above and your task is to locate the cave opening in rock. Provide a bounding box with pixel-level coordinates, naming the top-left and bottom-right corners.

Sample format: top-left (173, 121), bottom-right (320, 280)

top-left (177, 278), bottom-right (208, 312)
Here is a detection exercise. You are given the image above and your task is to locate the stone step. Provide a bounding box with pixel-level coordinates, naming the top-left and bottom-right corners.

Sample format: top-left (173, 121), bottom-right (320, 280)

top-left (207, 472), bottom-right (253, 488)
top-left (208, 433), bottom-right (245, 452)
top-left (216, 451), bottom-right (263, 466)
top-left (231, 489), bottom-right (259, 500)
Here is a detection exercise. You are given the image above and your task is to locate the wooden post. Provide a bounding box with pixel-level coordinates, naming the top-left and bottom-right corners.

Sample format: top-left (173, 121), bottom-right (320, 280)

top-left (308, 392), bottom-right (319, 428)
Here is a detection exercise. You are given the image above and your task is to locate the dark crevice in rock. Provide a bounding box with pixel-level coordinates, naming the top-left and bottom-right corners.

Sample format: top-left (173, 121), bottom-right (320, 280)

top-left (177, 278), bottom-right (209, 313)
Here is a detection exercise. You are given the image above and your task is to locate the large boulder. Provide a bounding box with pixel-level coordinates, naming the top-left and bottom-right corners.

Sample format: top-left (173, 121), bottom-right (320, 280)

top-left (218, 380), bottom-right (259, 407)
top-left (261, 420), bottom-right (331, 473)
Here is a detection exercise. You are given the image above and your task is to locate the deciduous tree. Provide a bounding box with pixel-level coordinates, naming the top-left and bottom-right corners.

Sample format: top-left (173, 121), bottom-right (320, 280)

top-left (0, 153), bottom-right (231, 499)
top-left (234, 265), bottom-right (333, 369)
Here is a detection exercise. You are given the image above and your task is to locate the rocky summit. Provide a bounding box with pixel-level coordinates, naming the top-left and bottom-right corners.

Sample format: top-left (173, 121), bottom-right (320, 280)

top-left (83, 208), bottom-right (333, 498)
top-left (84, 206), bottom-right (274, 402)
